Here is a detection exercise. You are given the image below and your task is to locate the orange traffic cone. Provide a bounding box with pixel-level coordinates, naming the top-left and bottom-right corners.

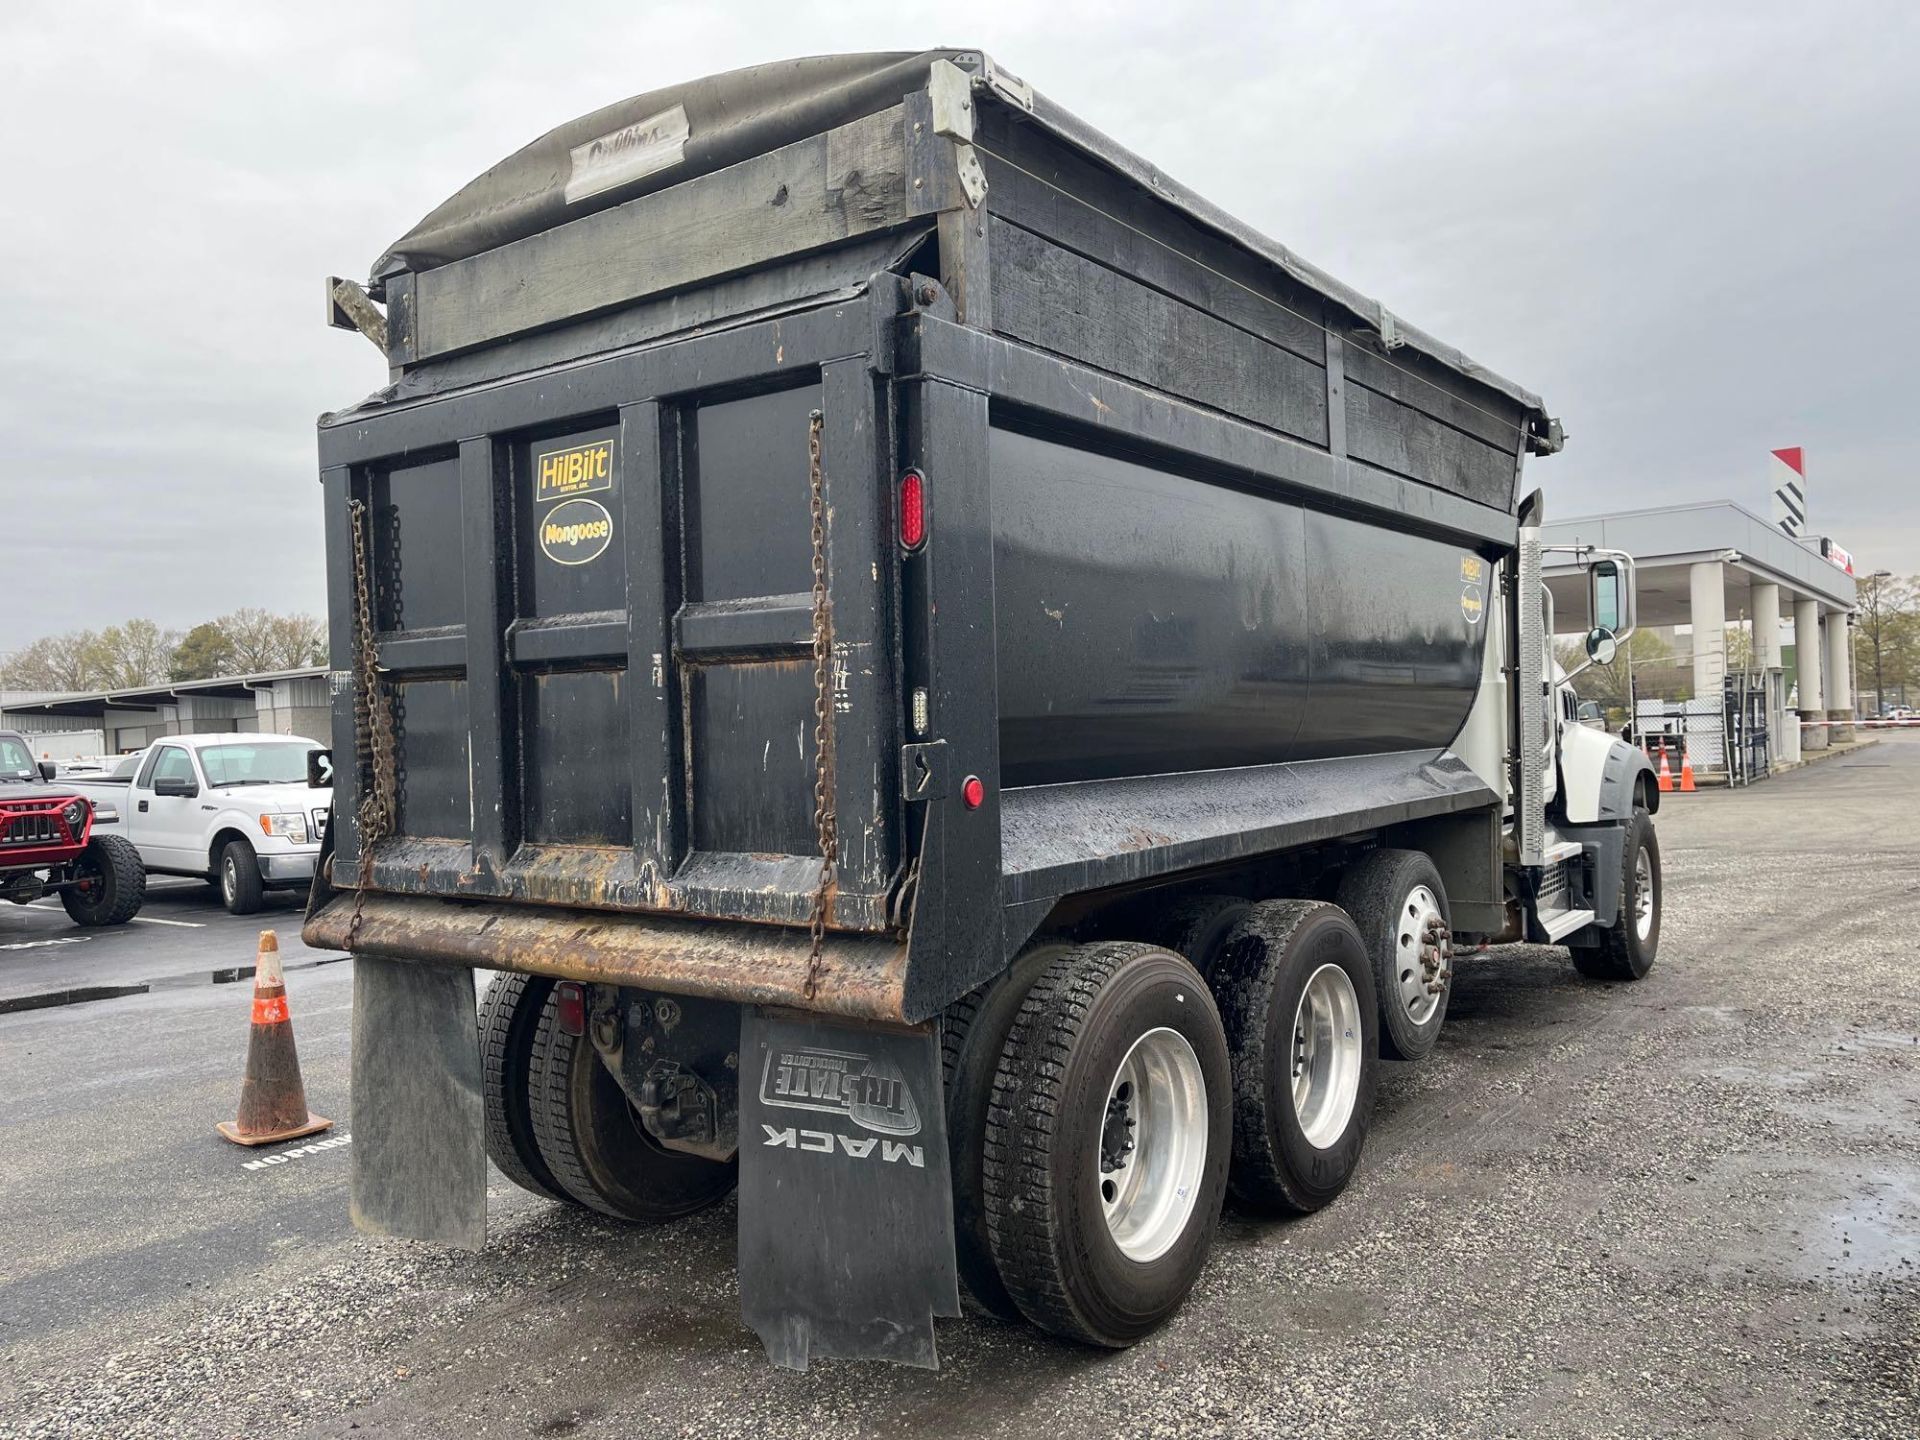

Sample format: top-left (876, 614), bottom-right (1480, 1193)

top-left (1679, 753), bottom-right (1697, 793)
top-left (1656, 748), bottom-right (1674, 793)
top-left (217, 931), bottom-right (332, 1146)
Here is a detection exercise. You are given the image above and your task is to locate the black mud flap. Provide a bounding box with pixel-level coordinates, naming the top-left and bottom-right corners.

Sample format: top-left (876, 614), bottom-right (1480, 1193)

top-left (349, 955), bottom-right (487, 1250)
top-left (738, 1008), bottom-right (961, 1370)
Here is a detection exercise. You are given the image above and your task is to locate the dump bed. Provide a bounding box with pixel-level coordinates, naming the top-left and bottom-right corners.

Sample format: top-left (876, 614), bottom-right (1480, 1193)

top-left (307, 51), bottom-right (1556, 1021)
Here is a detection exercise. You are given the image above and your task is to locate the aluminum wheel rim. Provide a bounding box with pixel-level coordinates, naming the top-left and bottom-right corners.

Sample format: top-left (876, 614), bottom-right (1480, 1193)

top-left (1291, 963), bottom-right (1363, 1150)
top-left (1098, 1026), bottom-right (1208, 1264)
top-left (1394, 884), bottom-right (1448, 1026)
top-left (222, 856), bottom-right (236, 904)
top-left (1633, 848), bottom-right (1654, 941)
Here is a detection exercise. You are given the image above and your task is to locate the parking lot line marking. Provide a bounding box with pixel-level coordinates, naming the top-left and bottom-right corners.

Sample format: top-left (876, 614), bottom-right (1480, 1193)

top-left (0, 935), bottom-right (94, 953)
top-left (22, 899), bottom-right (206, 927)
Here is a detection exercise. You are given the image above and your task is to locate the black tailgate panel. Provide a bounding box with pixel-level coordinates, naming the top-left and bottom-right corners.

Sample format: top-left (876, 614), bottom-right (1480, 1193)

top-left (320, 305), bottom-right (901, 931)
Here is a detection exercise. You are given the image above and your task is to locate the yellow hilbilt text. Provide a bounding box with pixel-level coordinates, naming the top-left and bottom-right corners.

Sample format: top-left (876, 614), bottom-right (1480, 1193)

top-left (536, 441), bottom-right (613, 499)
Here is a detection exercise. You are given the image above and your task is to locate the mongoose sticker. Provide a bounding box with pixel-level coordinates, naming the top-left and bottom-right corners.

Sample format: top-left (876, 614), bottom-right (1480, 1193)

top-left (534, 438), bottom-right (616, 502)
top-left (539, 498), bottom-right (614, 566)
top-left (758, 1047), bottom-right (922, 1136)
top-left (1460, 553), bottom-right (1486, 624)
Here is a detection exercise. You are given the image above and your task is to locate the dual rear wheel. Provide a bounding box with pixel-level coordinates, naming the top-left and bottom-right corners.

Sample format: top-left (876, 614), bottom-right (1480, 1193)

top-left (950, 904), bottom-right (1379, 1346)
top-left (478, 975), bottom-right (735, 1220)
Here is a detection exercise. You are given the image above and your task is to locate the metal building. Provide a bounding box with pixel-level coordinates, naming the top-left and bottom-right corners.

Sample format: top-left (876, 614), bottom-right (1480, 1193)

top-left (1543, 500), bottom-right (1859, 776)
top-left (0, 668), bottom-right (330, 758)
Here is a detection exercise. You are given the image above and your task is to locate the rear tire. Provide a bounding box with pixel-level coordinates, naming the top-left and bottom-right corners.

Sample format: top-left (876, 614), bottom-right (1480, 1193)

top-left (527, 1000), bottom-right (735, 1222)
top-left (941, 942), bottom-right (1071, 1319)
top-left (60, 835), bottom-right (145, 926)
top-left (1573, 807), bottom-right (1660, 980)
top-left (1336, 850), bottom-right (1452, 1062)
top-left (983, 942), bottom-right (1231, 1347)
top-left (219, 840), bottom-right (264, 915)
top-left (1143, 894), bottom-right (1251, 982)
top-left (478, 974), bottom-right (572, 1203)
top-left (1211, 901), bottom-right (1378, 1215)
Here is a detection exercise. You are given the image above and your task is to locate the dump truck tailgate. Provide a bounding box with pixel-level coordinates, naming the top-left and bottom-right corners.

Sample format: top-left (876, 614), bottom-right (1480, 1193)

top-left (316, 299), bottom-right (902, 934)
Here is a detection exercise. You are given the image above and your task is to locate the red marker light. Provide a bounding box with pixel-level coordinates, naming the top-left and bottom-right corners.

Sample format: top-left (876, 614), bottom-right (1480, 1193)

top-left (962, 775), bottom-right (985, 810)
top-left (899, 469), bottom-right (927, 551)
top-left (555, 981), bottom-right (587, 1037)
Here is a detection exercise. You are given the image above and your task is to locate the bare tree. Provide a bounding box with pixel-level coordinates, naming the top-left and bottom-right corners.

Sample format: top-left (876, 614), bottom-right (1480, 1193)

top-left (90, 618), bottom-right (183, 688)
top-left (218, 609), bottom-right (325, 671)
top-left (2, 630), bottom-right (106, 693)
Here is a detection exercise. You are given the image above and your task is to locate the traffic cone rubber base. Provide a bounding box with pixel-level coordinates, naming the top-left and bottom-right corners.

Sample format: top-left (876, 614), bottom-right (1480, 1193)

top-left (217, 929), bottom-right (334, 1147)
top-left (217, 1113), bottom-right (332, 1147)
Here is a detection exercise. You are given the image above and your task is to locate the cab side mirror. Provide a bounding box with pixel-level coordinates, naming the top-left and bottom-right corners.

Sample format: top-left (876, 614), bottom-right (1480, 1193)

top-left (1585, 627), bottom-right (1618, 665)
top-left (307, 748), bottom-right (334, 789)
top-left (153, 776), bottom-right (198, 799)
top-left (39, 761), bottom-right (57, 781)
top-left (1589, 560), bottom-right (1623, 633)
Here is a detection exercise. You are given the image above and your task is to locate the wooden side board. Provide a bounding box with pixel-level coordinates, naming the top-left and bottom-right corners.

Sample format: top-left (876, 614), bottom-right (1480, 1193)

top-left (412, 105), bottom-right (914, 363)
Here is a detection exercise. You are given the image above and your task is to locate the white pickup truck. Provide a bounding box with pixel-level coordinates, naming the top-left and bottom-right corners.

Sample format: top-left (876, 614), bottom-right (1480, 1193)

top-left (70, 732), bottom-right (331, 914)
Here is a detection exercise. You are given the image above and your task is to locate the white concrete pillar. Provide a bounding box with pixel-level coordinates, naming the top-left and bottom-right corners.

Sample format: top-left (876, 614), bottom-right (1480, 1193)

top-left (1750, 582), bottom-right (1782, 672)
top-left (1689, 561), bottom-right (1727, 700)
top-left (1795, 597), bottom-right (1827, 749)
top-left (1750, 582), bottom-right (1784, 772)
top-left (1825, 611), bottom-right (1855, 742)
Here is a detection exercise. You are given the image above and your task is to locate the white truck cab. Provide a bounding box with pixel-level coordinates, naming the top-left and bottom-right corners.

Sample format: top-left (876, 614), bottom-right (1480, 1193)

top-left (72, 732), bottom-right (331, 914)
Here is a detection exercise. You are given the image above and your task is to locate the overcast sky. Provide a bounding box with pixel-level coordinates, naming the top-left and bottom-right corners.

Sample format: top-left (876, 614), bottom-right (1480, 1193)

top-left (3, 0), bottom-right (1915, 653)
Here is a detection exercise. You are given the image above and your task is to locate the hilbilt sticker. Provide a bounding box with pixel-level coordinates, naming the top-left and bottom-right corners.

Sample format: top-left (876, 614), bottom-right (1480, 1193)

top-left (534, 438), bottom-right (616, 502)
top-left (1460, 553), bottom-right (1486, 625)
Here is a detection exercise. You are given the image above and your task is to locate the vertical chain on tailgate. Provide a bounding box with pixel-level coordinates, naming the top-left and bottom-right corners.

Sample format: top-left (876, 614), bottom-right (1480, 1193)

top-left (345, 497), bottom-right (398, 955)
top-left (803, 410), bottom-right (838, 1000)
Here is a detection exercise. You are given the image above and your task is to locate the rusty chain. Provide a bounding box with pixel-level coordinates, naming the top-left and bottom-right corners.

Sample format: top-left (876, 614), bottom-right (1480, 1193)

top-left (345, 497), bottom-right (398, 956)
top-left (803, 410), bottom-right (838, 1001)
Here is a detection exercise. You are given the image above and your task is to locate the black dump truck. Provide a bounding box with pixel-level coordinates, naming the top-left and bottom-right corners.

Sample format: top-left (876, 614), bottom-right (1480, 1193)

top-left (308, 50), bottom-right (1660, 1368)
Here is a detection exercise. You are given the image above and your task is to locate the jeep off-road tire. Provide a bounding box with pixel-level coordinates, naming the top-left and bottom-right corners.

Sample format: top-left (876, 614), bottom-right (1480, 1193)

top-left (219, 839), bottom-right (265, 915)
top-left (478, 973), bottom-right (572, 1204)
top-left (983, 942), bottom-right (1231, 1347)
top-left (1336, 849), bottom-right (1452, 1062)
top-left (941, 942), bottom-right (1072, 1319)
top-left (526, 999), bottom-right (735, 1222)
top-left (60, 835), bottom-right (145, 926)
top-left (1573, 807), bottom-right (1661, 981)
top-left (1211, 900), bottom-right (1378, 1215)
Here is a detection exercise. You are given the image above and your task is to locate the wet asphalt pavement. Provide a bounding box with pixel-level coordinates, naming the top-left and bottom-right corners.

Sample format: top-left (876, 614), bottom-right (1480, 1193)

top-left (1, 740), bottom-right (1916, 1438)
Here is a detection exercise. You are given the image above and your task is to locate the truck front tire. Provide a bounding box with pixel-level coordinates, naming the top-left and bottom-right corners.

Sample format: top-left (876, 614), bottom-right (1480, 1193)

top-left (983, 942), bottom-right (1232, 1348)
top-left (60, 835), bottom-right (145, 926)
top-left (527, 1000), bottom-right (736, 1222)
top-left (1574, 807), bottom-right (1661, 981)
top-left (1336, 849), bottom-right (1452, 1062)
top-left (1211, 901), bottom-right (1378, 1215)
top-left (219, 840), bottom-right (265, 915)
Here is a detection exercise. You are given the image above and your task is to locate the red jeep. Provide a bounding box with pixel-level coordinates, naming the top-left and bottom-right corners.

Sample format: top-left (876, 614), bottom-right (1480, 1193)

top-left (0, 730), bottom-right (145, 926)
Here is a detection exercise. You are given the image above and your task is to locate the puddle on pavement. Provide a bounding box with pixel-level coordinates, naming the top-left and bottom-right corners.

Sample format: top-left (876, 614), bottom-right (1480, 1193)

top-left (1813, 1169), bottom-right (1920, 1277)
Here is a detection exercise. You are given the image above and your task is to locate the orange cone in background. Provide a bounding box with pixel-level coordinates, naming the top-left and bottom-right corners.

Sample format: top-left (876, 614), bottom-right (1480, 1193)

top-left (217, 931), bottom-right (332, 1146)
top-left (1679, 753), bottom-right (1697, 793)
top-left (1656, 748), bottom-right (1674, 793)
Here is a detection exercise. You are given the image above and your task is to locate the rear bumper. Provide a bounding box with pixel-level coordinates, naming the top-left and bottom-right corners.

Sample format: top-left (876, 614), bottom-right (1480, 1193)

top-left (302, 891), bottom-right (912, 1023)
top-left (260, 850), bottom-right (321, 884)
